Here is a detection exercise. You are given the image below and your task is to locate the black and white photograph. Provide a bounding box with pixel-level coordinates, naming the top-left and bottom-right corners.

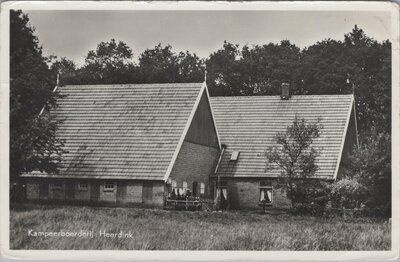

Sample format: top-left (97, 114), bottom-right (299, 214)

top-left (0, 1), bottom-right (399, 260)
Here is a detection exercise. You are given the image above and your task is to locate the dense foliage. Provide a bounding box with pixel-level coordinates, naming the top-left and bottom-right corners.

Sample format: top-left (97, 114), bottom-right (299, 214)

top-left (342, 128), bottom-right (391, 215)
top-left (11, 10), bottom-right (391, 214)
top-left (10, 10), bottom-right (64, 182)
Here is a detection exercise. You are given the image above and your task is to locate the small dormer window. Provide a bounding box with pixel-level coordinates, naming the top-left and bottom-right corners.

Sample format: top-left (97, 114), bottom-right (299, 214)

top-left (230, 151), bottom-right (240, 161)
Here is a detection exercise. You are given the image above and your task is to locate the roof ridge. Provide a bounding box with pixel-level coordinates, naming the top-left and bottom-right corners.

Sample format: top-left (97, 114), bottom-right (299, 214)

top-left (63, 82), bottom-right (204, 88)
top-left (211, 94), bottom-right (354, 99)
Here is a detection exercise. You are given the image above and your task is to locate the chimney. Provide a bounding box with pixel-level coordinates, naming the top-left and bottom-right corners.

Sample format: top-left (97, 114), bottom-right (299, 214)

top-left (280, 82), bottom-right (290, 100)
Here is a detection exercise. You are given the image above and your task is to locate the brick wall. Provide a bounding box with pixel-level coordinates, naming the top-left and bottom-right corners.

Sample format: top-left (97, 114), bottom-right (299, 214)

top-left (152, 181), bottom-right (165, 207)
top-left (25, 178), bottom-right (165, 207)
top-left (117, 180), bottom-right (164, 207)
top-left (26, 182), bottom-right (40, 200)
top-left (125, 181), bottom-right (143, 204)
top-left (48, 182), bottom-right (66, 200)
top-left (169, 141), bottom-right (219, 198)
top-left (213, 178), bottom-right (291, 210)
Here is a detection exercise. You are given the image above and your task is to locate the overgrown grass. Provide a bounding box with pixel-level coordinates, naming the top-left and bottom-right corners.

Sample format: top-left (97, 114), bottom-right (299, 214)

top-left (10, 204), bottom-right (390, 250)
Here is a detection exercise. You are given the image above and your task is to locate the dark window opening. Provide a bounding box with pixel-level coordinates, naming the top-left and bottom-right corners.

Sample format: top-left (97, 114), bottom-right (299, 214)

top-left (215, 181), bottom-right (228, 209)
top-left (192, 182), bottom-right (198, 196)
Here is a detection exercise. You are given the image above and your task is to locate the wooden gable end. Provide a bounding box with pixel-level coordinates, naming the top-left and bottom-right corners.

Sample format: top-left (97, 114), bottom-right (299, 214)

top-left (336, 102), bottom-right (359, 179)
top-left (184, 92), bottom-right (219, 149)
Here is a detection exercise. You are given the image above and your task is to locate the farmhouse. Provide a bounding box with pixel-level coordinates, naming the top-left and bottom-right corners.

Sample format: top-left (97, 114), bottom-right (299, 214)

top-left (22, 82), bottom-right (358, 209)
top-left (22, 83), bottom-right (220, 207)
top-left (210, 89), bottom-right (358, 209)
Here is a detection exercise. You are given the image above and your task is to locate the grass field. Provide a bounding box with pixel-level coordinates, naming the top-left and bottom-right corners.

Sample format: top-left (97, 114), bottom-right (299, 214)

top-left (10, 204), bottom-right (390, 250)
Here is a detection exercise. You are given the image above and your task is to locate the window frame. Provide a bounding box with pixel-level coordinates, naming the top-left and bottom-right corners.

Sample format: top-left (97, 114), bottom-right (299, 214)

top-left (103, 182), bottom-right (115, 192)
top-left (200, 182), bottom-right (205, 195)
top-left (215, 181), bottom-right (228, 201)
top-left (52, 181), bottom-right (63, 190)
top-left (230, 151), bottom-right (240, 161)
top-left (259, 182), bottom-right (273, 206)
top-left (171, 180), bottom-right (177, 189)
top-left (78, 182), bottom-right (89, 191)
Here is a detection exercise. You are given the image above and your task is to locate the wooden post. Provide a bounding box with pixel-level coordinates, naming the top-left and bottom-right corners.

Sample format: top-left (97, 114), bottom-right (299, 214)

top-left (217, 176), bottom-right (220, 210)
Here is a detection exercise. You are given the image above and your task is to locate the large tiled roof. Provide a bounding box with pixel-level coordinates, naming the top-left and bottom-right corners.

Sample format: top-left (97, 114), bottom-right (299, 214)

top-left (210, 95), bottom-right (354, 179)
top-left (36, 83), bottom-right (204, 180)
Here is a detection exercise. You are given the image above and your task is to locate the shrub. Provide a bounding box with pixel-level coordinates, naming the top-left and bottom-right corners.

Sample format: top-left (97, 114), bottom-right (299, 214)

top-left (330, 178), bottom-right (368, 208)
top-left (290, 203), bottom-right (326, 217)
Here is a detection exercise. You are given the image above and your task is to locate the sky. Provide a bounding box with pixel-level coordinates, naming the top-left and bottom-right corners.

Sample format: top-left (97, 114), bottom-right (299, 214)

top-left (25, 10), bottom-right (392, 66)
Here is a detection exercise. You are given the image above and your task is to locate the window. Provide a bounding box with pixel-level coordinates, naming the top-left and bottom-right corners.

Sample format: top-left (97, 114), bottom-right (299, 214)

top-left (182, 181), bottom-right (188, 192)
top-left (52, 181), bottom-right (63, 190)
top-left (259, 182), bottom-right (273, 205)
top-left (142, 181), bottom-right (153, 203)
top-left (104, 182), bottom-right (115, 192)
top-left (215, 181), bottom-right (228, 206)
top-left (230, 151), bottom-right (240, 161)
top-left (78, 182), bottom-right (88, 191)
top-left (171, 180), bottom-right (178, 195)
top-left (200, 183), bottom-right (205, 194)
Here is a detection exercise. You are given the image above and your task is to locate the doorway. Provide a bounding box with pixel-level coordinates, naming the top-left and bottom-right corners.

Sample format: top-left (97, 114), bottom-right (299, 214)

top-left (142, 181), bottom-right (153, 205)
top-left (192, 182), bottom-right (198, 197)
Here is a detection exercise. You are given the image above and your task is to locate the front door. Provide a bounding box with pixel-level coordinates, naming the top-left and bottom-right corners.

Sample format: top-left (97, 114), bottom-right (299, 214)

top-left (142, 181), bottom-right (153, 205)
top-left (39, 180), bottom-right (49, 200)
top-left (117, 182), bottom-right (127, 205)
top-left (192, 182), bottom-right (198, 197)
top-left (90, 181), bottom-right (100, 202)
top-left (65, 181), bottom-right (75, 200)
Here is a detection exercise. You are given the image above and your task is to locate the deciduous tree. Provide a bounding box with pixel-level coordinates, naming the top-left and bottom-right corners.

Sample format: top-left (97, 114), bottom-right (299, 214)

top-left (265, 116), bottom-right (325, 207)
top-left (138, 44), bottom-right (204, 83)
top-left (50, 57), bottom-right (80, 85)
top-left (80, 39), bottom-right (135, 84)
top-left (345, 128), bottom-right (391, 215)
top-left (206, 40), bottom-right (301, 96)
top-left (10, 10), bottom-right (64, 182)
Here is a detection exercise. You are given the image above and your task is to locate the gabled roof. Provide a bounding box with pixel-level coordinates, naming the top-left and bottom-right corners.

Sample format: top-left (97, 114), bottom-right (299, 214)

top-left (210, 94), bottom-right (355, 180)
top-left (27, 83), bottom-right (209, 181)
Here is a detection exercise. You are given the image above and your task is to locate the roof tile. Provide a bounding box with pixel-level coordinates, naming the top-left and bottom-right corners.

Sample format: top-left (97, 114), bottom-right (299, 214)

top-left (210, 95), bottom-right (354, 179)
top-left (48, 83), bottom-right (203, 180)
